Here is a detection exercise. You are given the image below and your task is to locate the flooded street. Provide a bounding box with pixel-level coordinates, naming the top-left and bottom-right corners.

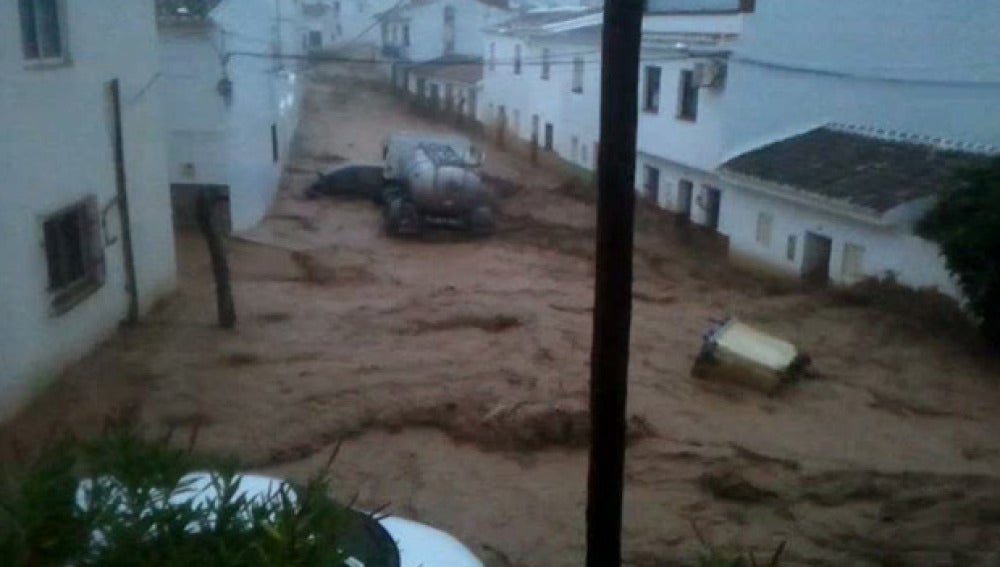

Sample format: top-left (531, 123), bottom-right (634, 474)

top-left (6, 63), bottom-right (1000, 566)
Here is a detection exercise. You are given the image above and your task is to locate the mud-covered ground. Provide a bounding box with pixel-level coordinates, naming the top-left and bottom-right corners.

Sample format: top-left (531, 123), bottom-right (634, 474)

top-left (4, 63), bottom-right (1000, 566)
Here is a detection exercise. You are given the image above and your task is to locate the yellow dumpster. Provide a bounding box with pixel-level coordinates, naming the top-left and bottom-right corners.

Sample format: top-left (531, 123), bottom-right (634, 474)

top-left (692, 317), bottom-right (810, 394)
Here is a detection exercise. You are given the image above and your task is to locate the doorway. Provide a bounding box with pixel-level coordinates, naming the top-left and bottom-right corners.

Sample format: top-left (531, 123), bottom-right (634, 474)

top-left (704, 186), bottom-right (721, 230)
top-left (677, 179), bottom-right (693, 221)
top-left (802, 232), bottom-right (832, 284)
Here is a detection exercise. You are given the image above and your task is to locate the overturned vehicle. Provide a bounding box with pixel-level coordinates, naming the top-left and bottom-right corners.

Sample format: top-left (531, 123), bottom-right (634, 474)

top-left (692, 317), bottom-right (812, 394)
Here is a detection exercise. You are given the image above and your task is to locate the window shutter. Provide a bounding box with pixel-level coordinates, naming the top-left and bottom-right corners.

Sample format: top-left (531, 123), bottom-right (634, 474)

top-left (82, 196), bottom-right (107, 286)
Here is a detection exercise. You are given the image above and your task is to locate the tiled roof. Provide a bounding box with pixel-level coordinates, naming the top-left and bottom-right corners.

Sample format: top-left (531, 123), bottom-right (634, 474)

top-left (721, 126), bottom-right (996, 214)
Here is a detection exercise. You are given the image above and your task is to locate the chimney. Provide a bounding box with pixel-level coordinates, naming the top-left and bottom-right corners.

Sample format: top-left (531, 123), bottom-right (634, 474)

top-left (739, 0), bottom-right (756, 13)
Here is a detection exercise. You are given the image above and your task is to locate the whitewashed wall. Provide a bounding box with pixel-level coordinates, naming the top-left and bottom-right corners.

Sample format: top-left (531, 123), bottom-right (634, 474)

top-left (481, 31), bottom-right (601, 170)
top-left (162, 0), bottom-right (304, 232)
top-left (635, 12), bottom-right (742, 172)
top-left (720, 0), bottom-right (1000, 158)
top-left (0, 0), bottom-right (177, 420)
top-left (719, 182), bottom-right (960, 296)
top-left (385, 1), bottom-right (512, 62)
top-left (336, 0), bottom-right (398, 47)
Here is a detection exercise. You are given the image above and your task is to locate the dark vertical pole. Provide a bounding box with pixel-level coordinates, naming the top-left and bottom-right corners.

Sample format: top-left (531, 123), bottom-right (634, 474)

top-left (109, 79), bottom-right (140, 324)
top-left (587, 1), bottom-right (644, 566)
top-left (196, 189), bottom-right (236, 329)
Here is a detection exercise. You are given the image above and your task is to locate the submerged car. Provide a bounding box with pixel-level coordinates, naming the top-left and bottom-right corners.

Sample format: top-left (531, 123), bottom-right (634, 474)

top-left (306, 162), bottom-right (386, 203)
top-left (76, 472), bottom-right (484, 567)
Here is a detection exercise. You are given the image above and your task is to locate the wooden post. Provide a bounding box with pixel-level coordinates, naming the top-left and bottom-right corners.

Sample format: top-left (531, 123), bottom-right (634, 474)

top-left (587, 1), bottom-right (644, 566)
top-left (196, 189), bottom-right (236, 328)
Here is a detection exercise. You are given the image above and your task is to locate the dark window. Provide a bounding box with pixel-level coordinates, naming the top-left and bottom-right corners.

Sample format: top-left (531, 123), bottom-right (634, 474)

top-left (308, 30), bottom-right (322, 48)
top-left (678, 69), bottom-right (699, 121)
top-left (19, 0), bottom-right (63, 61)
top-left (643, 66), bottom-right (661, 113)
top-left (514, 45), bottom-right (522, 75)
top-left (271, 124), bottom-right (279, 162)
top-left (643, 166), bottom-right (660, 202)
top-left (489, 42), bottom-right (496, 71)
top-left (43, 196), bottom-right (105, 315)
top-left (541, 48), bottom-right (550, 80)
top-left (572, 57), bottom-right (584, 93)
top-left (402, 24), bottom-right (410, 46)
top-left (544, 123), bottom-right (554, 151)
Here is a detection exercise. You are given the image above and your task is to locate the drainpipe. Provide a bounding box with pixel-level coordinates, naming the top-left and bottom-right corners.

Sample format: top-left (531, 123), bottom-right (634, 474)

top-left (109, 79), bottom-right (139, 324)
top-left (586, 1), bottom-right (644, 566)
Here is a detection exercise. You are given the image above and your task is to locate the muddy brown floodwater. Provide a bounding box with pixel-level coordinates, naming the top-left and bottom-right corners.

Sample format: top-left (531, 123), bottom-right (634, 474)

top-left (4, 63), bottom-right (1000, 566)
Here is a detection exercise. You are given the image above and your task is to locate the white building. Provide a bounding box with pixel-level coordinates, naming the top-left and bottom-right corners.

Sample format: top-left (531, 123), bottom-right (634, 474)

top-left (633, 1), bottom-right (745, 222)
top-left (302, 1), bottom-right (337, 51)
top-left (325, 0), bottom-right (399, 51)
top-left (407, 55), bottom-right (484, 123)
top-left (380, 0), bottom-right (513, 88)
top-left (635, 0), bottom-right (1000, 295)
top-left (0, 0), bottom-right (177, 420)
top-left (159, 0), bottom-right (304, 232)
top-left (480, 7), bottom-right (603, 170)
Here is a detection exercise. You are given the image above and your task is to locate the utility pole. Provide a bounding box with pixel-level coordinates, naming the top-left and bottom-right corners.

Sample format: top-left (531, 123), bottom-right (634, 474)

top-left (586, 0), bottom-right (644, 566)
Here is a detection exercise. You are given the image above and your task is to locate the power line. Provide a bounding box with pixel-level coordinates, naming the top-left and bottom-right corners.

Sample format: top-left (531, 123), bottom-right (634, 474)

top-left (334, 0), bottom-right (409, 49)
top-left (733, 55), bottom-right (1000, 88)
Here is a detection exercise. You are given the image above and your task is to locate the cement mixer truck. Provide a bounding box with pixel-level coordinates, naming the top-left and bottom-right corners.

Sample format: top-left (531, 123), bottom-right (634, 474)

top-left (381, 133), bottom-right (495, 236)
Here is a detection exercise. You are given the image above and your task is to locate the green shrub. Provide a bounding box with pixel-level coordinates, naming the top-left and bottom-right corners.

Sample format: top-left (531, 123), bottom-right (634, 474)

top-left (918, 157), bottom-right (1000, 348)
top-left (0, 429), bottom-right (350, 567)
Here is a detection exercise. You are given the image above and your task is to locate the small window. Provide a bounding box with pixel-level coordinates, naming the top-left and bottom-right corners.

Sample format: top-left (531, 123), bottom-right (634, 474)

top-left (571, 136), bottom-right (579, 161)
top-left (581, 143), bottom-right (589, 165)
top-left (514, 45), bottom-right (522, 75)
top-left (841, 243), bottom-right (865, 282)
top-left (541, 48), bottom-right (550, 80)
top-left (786, 235), bottom-right (797, 261)
top-left (572, 57), bottom-right (584, 93)
top-left (755, 212), bottom-right (773, 247)
top-left (489, 42), bottom-right (496, 71)
top-left (19, 0), bottom-right (65, 62)
top-left (512, 109), bottom-right (521, 136)
top-left (643, 66), bottom-right (661, 113)
top-left (643, 166), bottom-right (660, 202)
top-left (677, 69), bottom-right (699, 121)
top-left (43, 196), bottom-right (105, 315)
top-left (544, 123), bottom-right (554, 151)
top-left (402, 24), bottom-right (410, 46)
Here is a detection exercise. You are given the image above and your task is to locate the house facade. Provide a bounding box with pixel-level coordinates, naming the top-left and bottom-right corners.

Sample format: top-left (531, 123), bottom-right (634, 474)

top-left (407, 55), bottom-right (484, 123)
top-left (328, 0), bottom-right (399, 51)
top-left (0, 0), bottom-right (177, 420)
top-left (635, 0), bottom-right (1000, 296)
top-left (480, 8), bottom-right (602, 171)
top-left (302, 1), bottom-right (337, 51)
top-left (159, 0), bottom-right (305, 232)
top-left (633, 4), bottom-right (743, 221)
top-left (380, 0), bottom-right (512, 89)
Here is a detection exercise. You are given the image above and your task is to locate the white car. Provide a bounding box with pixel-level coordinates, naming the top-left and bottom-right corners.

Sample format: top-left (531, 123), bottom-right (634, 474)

top-left (77, 472), bottom-right (483, 567)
